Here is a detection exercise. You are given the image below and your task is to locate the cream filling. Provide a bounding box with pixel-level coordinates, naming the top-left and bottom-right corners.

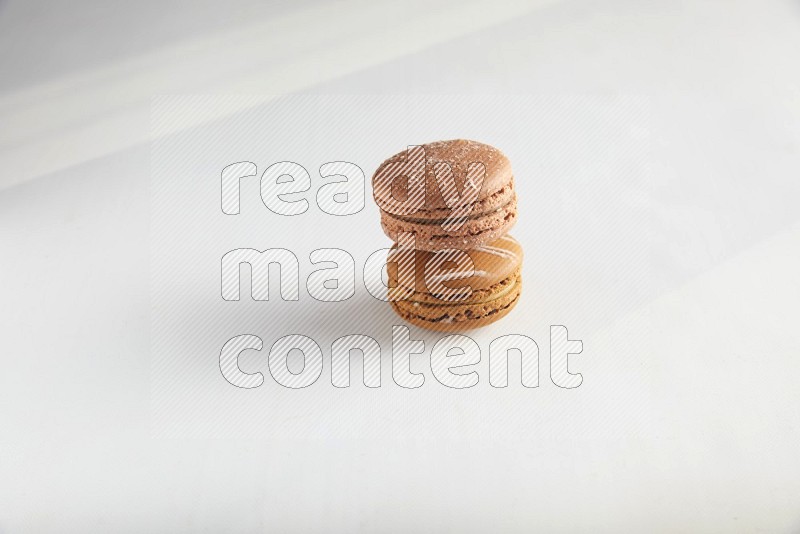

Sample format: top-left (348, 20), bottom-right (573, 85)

top-left (386, 197), bottom-right (514, 225)
top-left (407, 275), bottom-right (519, 307)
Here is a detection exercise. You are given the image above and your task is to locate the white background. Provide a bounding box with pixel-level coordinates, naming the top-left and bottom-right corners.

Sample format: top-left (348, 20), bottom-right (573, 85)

top-left (150, 94), bottom-right (651, 438)
top-left (1, 0), bottom-right (799, 532)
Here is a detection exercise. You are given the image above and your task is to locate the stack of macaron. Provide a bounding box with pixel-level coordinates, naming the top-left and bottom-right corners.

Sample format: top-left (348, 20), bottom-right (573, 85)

top-left (372, 139), bottom-right (523, 331)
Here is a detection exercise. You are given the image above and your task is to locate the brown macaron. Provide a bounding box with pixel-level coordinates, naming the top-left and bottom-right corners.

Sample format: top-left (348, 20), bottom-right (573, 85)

top-left (387, 235), bottom-right (523, 331)
top-left (373, 139), bottom-right (517, 251)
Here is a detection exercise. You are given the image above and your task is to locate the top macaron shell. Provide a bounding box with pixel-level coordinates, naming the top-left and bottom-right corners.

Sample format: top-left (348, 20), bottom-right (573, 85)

top-left (372, 139), bottom-right (517, 251)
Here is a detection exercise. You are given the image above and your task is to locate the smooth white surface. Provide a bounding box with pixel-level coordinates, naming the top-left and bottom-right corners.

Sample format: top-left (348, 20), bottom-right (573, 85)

top-left (149, 94), bottom-right (651, 439)
top-left (1, 0), bottom-right (799, 531)
top-left (0, 0), bottom-right (558, 190)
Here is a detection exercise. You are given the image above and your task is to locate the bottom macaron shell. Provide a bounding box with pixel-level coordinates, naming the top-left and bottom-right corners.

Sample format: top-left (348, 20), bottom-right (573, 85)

top-left (390, 273), bottom-right (522, 332)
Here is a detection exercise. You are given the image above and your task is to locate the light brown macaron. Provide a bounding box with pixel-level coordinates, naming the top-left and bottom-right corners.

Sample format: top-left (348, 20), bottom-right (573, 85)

top-left (373, 139), bottom-right (517, 251)
top-left (387, 235), bottom-right (523, 331)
